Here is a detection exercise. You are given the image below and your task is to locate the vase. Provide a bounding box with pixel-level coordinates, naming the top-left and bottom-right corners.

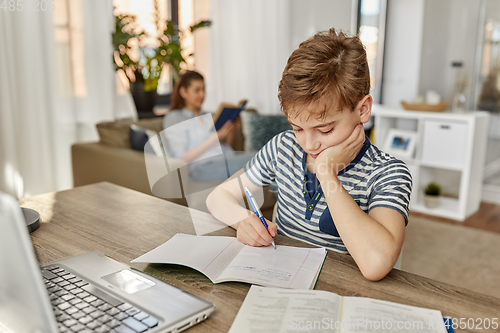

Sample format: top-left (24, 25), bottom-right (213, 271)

top-left (130, 82), bottom-right (157, 113)
top-left (452, 92), bottom-right (466, 113)
top-left (424, 195), bottom-right (440, 209)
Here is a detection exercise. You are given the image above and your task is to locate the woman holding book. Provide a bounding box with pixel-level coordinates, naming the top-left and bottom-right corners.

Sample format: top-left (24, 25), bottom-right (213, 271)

top-left (162, 70), bottom-right (255, 183)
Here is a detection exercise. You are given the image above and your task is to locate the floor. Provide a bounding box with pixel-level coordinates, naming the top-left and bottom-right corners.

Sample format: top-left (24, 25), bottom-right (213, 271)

top-left (410, 201), bottom-right (500, 234)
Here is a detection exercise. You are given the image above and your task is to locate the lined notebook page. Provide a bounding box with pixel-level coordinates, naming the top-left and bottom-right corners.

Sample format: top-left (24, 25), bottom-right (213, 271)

top-left (218, 245), bottom-right (326, 289)
top-left (131, 234), bottom-right (244, 282)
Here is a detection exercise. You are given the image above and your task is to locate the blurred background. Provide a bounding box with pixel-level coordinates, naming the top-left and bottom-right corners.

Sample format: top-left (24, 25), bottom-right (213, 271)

top-left (0, 0), bottom-right (499, 203)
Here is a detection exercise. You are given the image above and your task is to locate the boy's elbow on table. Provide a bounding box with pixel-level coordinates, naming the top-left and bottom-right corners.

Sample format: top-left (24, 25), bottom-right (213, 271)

top-left (360, 265), bottom-right (390, 282)
top-left (358, 252), bottom-right (398, 282)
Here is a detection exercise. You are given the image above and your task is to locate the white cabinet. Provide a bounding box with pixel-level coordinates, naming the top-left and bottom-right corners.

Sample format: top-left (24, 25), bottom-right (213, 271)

top-left (372, 105), bottom-right (489, 221)
top-left (420, 120), bottom-right (468, 170)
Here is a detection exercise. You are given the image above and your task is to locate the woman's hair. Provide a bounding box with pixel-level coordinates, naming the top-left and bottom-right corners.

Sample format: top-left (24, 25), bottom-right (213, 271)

top-left (170, 70), bottom-right (205, 111)
top-left (278, 28), bottom-right (370, 120)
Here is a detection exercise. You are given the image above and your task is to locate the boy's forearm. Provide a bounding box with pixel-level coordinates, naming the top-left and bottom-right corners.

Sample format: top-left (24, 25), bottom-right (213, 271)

top-left (206, 187), bottom-right (250, 230)
top-left (318, 174), bottom-right (400, 280)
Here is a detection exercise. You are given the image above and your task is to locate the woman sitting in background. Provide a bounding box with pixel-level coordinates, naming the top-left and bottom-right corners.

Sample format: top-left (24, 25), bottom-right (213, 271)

top-left (162, 70), bottom-right (255, 183)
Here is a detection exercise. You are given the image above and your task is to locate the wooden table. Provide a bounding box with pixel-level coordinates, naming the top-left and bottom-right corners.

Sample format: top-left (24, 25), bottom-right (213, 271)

top-left (21, 182), bottom-right (500, 333)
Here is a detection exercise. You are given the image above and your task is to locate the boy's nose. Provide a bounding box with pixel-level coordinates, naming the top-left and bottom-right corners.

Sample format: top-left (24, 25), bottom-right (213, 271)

top-left (305, 135), bottom-right (320, 152)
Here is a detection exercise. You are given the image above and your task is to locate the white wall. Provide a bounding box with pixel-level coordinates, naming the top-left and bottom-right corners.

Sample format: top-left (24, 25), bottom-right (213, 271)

top-left (205, 0), bottom-right (292, 114)
top-left (289, 0), bottom-right (354, 51)
top-left (418, 0), bottom-right (481, 108)
top-left (383, 0), bottom-right (484, 109)
top-left (206, 0), bottom-right (491, 113)
top-left (205, 0), bottom-right (354, 115)
top-left (207, 0), bottom-right (490, 114)
top-left (382, 0), bottom-right (425, 107)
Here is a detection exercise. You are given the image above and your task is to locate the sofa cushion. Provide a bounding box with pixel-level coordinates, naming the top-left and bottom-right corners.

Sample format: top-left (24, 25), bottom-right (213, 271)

top-left (135, 117), bottom-right (164, 134)
top-left (129, 125), bottom-right (150, 151)
top-left (96, 120), bottom-right (134, 148)
top-left (96, 118), bottom-right (164, 149)
top-left (130, 124), bottom-right (167, 157)
top-left (240, 111), bottom-right (292, 151)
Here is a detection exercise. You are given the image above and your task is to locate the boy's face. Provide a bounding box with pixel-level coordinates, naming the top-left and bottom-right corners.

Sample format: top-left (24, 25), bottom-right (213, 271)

top-left (288, 96), bottom-right (372, 159)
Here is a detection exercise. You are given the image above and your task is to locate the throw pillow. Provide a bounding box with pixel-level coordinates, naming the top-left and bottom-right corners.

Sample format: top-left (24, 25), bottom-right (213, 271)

top-left (240, 111), bottom-right (292, 151)
top-left (135, 117), bottom-right (164, 134)
top-left (130, 124), bottom-right (167, 157)
top-left (96, 120), bottom-right (135, 148)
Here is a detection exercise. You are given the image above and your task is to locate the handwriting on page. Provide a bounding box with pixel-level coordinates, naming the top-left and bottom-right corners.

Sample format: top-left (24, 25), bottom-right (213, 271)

top-left (219, 245), bottom-right (321, 288)
top-left (227, 266), bottom-right (292, 282)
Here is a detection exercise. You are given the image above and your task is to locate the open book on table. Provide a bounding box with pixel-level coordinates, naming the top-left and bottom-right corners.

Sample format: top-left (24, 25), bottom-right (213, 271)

top-left (131, 233), bottom-right (326, 290)
top-left (229, 285), bottom-right (451, 333)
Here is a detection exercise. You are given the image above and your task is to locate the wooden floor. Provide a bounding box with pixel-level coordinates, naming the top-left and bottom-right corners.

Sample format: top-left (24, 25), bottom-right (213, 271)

top-left (410, 201), bottom-right (500, 234)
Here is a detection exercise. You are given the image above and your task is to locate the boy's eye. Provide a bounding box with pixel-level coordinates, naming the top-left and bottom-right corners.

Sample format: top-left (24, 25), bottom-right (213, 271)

top-left (319, 127), bottom-right (334, 134)
top-left (292, 128), bottom-right (302, 132)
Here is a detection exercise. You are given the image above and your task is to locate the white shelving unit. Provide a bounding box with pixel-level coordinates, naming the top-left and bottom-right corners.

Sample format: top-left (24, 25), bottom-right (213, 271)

top-left (372, 104), bottom-right (489, 221)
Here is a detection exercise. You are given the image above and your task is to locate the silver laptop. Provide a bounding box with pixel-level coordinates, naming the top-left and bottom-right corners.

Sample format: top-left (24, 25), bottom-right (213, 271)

top-left (0, 192), bottom-right (216, 333)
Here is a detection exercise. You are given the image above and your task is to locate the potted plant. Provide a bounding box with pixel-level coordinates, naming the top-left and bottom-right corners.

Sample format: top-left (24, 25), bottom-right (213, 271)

top-left (423, 182), bottom-right (441, 208)
top-left (112, 6), bottom-right (211, 113)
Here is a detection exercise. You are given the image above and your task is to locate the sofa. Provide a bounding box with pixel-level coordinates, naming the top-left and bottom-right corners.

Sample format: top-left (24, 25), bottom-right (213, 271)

top-left (71, 111), bottom-right (290, 220)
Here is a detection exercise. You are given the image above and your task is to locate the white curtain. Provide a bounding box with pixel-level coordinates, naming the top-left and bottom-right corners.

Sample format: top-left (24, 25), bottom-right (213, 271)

top-left (204, 0), bottom-right (291, 115)
top-left (0, 0), bottom-right (136, 199)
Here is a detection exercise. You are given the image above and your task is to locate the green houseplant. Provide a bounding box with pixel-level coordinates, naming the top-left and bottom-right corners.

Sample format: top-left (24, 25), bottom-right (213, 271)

top-left (112, 8), bottom-right (211, 112)
top-left (423, 182), bottom-right (441, 208)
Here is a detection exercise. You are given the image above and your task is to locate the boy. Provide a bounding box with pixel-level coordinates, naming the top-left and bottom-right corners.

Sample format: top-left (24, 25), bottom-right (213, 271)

top-left (206, 29), bottom-right (412, 281)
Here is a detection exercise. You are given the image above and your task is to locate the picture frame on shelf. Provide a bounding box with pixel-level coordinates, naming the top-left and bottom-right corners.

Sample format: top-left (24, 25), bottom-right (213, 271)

top-left (383, 129), bottom-right (417, 159)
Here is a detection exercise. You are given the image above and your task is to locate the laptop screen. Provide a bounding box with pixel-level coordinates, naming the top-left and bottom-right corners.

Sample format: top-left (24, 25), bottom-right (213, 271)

top-left (0, 192), bottom-right (58, 333)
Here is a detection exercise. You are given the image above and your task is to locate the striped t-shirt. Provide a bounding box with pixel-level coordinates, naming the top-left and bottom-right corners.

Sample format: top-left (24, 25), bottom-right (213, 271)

top-left (244, 130), bottom-right (412, 253)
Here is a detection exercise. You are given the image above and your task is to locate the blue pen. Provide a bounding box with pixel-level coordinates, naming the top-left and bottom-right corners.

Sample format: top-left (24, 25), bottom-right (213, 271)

top-left (244, 187), bottom-right (276, 249)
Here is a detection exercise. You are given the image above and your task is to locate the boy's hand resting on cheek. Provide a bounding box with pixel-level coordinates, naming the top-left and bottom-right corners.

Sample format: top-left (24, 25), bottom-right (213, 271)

top-left (315, 124), bottom-right (365, 179)
top-left (236, 214), bottom-right (277, 247)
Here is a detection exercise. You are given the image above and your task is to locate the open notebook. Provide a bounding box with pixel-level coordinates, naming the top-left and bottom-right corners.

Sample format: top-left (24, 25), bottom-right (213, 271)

top-left (229, 286), bottom-right (451, 333)
top-left (131, 234), bottom-right (326, 289)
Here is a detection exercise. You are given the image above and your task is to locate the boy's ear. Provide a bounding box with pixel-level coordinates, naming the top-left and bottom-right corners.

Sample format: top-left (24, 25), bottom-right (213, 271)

top-left (357, 95), bottom-right (373, 124)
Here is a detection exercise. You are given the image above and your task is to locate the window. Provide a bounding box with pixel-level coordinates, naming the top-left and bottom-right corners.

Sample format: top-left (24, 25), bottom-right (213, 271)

top-left (179, 0), bottom-right (210, 79)
top-left (113, 0), bottom-right (171, 93)
top-left (477, 18), bottom-right (500, 113)
top-left (53, 0), bottom-right (86, 97)
top-left (113, 0), bottom-right (210, 95)
top-left (357, 0), bottom-right (387, 104)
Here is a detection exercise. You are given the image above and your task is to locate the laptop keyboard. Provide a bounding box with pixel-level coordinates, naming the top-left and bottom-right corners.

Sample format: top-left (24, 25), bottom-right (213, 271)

top-left (42, 265), bottom-right (159, 333)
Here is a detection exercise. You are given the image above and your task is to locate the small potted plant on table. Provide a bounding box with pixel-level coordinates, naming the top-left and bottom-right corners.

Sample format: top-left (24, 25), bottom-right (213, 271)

top-left (423, 182), bottom-right (441, 209)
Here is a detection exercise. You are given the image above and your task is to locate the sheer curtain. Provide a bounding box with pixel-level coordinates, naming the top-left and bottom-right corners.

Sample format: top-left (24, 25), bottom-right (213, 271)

top-left (204, 0), bottom-right (291, 115)
top-left (0, 0), bottom-right (136, 199)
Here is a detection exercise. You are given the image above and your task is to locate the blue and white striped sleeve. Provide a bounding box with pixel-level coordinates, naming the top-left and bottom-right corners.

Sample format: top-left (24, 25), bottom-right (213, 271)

top-left (368, 160), bottom-right (413, 225)
top-left (243, 132), bottom-right (282, 187)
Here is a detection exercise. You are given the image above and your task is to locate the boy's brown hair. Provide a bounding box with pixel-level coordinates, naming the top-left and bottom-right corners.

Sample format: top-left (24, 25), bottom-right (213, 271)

top-left (278, 28), bottom-right (370, 120)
